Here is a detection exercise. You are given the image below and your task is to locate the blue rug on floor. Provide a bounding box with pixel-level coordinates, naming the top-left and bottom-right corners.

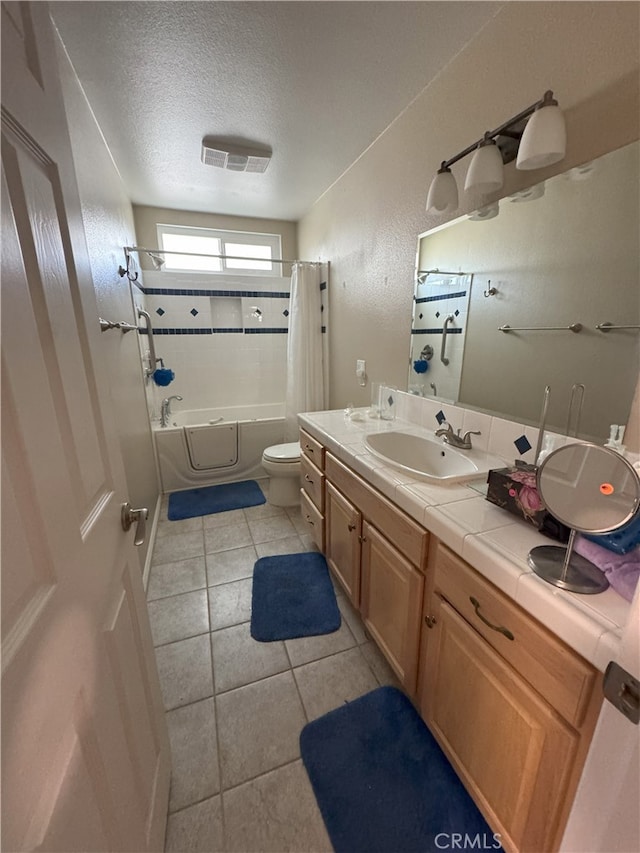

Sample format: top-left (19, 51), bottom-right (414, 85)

top-left (167, 480), bottom-right (265, 520)
top-left (251, 552), bottom-right (341, 641)
top-left (300, 686), bottom-right (500, 853)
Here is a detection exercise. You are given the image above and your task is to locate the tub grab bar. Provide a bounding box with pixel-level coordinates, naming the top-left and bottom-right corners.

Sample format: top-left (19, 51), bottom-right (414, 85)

top-left (499, 323), bottom-right (582, 333)
top-left (137, 308), bottom-right (159, 377)
top-left (440, 315), bottom-right (455, 366)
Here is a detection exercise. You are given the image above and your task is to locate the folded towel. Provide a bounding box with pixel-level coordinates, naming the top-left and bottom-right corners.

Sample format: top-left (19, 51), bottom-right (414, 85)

top-left (575, 535), bottom-right (640, 602)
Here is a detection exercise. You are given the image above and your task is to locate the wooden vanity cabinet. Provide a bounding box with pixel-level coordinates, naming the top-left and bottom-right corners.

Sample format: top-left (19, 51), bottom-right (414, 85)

top-left (324, 452), bottom-right (428, 693)
top-left (325, 481), bottom-right (362, 605)
top-left (420, 543), bottom-right (603, 853)
top-left (360, 521), bottom-right (424, 693)
top-left (299, 429), bottom-right (325, 550)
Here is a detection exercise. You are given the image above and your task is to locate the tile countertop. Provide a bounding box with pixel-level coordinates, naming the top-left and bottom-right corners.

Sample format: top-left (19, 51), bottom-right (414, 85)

top-left (298, 409), bottom-right (631, 673)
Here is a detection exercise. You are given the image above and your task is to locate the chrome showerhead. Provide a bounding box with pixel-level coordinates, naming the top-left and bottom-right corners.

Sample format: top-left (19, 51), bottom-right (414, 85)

top-left (147, 251), bottom-right (166, 270)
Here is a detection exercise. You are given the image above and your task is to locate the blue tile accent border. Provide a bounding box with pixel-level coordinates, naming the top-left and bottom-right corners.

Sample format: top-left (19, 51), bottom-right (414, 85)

top-left (435, 410), bottom-right (447, 425)
top-left (143, 287), bottom-right (290, 298)
top-left (150, 327), bottom-right (243, 335)
top-left (415, 291), bottom-right (467, 304)
top-left (144, 326), bottom-right (291, 335)
top-left (411, 328), bottom-right (463, 335)
top-left (320, 281), bottom-right (327, 291)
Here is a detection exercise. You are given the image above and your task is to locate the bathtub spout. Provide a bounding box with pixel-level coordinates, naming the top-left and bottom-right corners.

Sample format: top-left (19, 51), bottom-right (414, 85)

top-left (161, 395), bottom-right (183, 427)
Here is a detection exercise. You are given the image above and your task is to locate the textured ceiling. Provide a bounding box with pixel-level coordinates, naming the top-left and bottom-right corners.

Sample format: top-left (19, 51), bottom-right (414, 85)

top-left (50, 1), bottom-right (501, 221)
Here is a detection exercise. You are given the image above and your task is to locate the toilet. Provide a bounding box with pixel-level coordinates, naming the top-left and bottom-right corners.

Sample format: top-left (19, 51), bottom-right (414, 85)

top-left (261, 441), bottom-right (301, 506)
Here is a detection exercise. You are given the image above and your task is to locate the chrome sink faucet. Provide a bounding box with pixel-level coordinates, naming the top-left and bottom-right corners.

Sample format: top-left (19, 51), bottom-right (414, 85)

top-left (435, 422), bottom-right (481, 450)
top-left (160, 395), bottom-right (183, 427)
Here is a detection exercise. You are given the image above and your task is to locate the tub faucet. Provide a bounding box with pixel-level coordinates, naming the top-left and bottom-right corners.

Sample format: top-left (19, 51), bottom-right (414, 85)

top-left (435, 422), bottom-right (481, 450)
top-left (160, 395), bottom-right (183, 427)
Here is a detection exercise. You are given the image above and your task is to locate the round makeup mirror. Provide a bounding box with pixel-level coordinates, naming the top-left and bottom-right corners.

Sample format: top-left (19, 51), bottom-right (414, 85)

top-left (528, 442), bottom-right (640, 594)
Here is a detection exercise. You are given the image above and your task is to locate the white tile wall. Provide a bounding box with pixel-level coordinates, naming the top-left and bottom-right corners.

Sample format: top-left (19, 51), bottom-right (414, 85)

top-left (392, 388), bottom-right (569, 467)
top-left (140, 273), bottom-right (290, 412)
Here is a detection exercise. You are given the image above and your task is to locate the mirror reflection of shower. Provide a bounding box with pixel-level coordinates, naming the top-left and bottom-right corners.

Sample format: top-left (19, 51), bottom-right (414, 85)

top-left (408, 270), bottom-right (472, 401)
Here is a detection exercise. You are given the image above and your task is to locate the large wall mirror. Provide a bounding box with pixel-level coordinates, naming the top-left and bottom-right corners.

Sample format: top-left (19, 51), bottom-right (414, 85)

top-left (408, 141), bottom-right (639, 442)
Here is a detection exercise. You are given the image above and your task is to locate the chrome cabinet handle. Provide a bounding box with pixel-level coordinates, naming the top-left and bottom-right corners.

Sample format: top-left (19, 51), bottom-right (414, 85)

top-left (304, 474), bottom-right (314, 484)
top-left (121, 502), bottom-right (149, 546)
top-left (305, 515), bottom-right (314, 526)
top-left (440, 314), bottom-right (455, 366)
top-left (304, 444), bottom-right (314, 453)
top-left (469, 596), bottom-right (514, 641)
top-left (348, 523), bottom-right (356, 531)
top-left (425, 615), bottom-right (437, 629)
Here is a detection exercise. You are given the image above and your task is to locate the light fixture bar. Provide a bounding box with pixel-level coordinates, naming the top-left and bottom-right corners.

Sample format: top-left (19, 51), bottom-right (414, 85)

top-left (442, 91), bottom-right (556, 170)
top-left (426, 90), bottom-right (565, 215)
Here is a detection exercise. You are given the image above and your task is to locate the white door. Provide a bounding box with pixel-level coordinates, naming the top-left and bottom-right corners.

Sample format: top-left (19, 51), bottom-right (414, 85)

top-left (1, 4), bottom-right (170, 851)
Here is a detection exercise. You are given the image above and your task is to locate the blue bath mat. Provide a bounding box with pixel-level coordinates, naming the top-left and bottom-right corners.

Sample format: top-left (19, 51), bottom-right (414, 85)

top-left (167, 480), bottom-right (265, 520)
top-left (300, 686), bottom-right (500, 853)
top-left (250, 552), bottom-right (341, 641)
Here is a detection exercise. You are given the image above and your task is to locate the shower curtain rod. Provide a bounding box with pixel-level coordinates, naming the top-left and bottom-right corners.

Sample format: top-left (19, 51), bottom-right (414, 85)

top-left (124, 245), bottom-right (319, 266)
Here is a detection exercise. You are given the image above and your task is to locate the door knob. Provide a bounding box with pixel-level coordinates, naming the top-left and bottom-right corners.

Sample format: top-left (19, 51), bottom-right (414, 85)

top-left (121, 502), bottom-right (149, 546)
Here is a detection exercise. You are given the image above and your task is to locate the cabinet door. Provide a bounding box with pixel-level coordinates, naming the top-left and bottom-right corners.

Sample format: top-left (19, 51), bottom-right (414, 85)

top-left (423, 596), bottom-right (578, 853)
top-left (360, 522), bottom-right (424, 694)
top-left (325, 482), bottom-right (361, 605)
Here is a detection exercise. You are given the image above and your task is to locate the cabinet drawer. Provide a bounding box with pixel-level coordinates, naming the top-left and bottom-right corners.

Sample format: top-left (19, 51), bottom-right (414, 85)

top-left (325, 453), bottom-right (428, 568)
top-left (299, 429), bottom-right (325, 470)
top-left (300, 454), bottom-right (324, 512)
top-left (432, 544), bottom-right (598, 727)
top-left (300, 489), bottom-right (324, 552)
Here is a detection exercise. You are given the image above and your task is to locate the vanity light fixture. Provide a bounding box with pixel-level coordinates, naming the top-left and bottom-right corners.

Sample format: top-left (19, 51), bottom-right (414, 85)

top-left (426, 90), bottom-right (566, 214)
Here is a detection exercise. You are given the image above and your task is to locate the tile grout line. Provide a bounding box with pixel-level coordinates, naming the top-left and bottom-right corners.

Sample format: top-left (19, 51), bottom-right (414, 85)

top-left (284, 641), bottom-right (310, 725)
top-left (207, 581), bottom-right (227, 850)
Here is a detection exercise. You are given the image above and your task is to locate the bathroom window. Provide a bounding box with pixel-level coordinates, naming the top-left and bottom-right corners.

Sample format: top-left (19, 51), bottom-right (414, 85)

top-left (156, 225), bottom-right (282, 276)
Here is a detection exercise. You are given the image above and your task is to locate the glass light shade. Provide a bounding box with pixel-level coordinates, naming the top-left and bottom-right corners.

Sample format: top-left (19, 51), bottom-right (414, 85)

top-left (516, 103), bottom-right (566, 170)
top-left (426, 168), bottom-right (458, 213)
top-left (464, 142), bottom-right (504, 193)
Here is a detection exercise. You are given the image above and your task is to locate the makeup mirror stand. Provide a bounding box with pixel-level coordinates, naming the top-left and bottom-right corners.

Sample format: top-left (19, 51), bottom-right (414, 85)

top-left (528, 443), bottom-right (640, 595)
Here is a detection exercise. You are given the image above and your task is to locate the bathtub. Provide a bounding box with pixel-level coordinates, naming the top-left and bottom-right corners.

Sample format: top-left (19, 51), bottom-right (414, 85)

top-left (153, 403), bottom-right (286, 492)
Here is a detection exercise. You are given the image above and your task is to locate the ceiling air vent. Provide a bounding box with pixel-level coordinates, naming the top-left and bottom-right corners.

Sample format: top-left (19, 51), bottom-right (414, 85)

top-left (201, 138), bottom-right (272, 173)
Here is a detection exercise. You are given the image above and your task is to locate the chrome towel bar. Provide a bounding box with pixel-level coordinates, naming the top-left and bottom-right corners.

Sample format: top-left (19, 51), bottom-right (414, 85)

top-left (499, 323), bottom-right (582, 333)
top-left (596, 322), bottom-right (640, 332)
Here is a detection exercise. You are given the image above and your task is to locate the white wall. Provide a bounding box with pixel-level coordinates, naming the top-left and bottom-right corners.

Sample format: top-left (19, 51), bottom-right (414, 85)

top-left (55, 33), bottom-right (159, 568)
top-left (298, 2), bottom-right (640, 450)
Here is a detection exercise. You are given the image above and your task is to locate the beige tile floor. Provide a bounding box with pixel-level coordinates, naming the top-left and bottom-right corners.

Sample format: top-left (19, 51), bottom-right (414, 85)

top-left (147, 485), bottom-right (399, 853)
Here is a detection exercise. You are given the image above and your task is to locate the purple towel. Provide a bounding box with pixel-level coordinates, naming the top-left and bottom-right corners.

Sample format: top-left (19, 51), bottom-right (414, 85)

top-left (575, 536), bottom-right (640, 602)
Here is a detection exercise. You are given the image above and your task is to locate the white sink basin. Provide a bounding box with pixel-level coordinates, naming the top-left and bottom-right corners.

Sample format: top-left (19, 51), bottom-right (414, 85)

top-left (365, 430), bottom-right (502, 484)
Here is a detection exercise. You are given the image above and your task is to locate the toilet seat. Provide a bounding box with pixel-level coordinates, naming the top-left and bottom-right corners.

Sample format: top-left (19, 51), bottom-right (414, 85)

top-left (262, 441), bottom-right (300, 464)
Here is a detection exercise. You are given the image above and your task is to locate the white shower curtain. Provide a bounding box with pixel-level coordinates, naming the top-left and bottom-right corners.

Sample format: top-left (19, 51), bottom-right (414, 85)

top-left (285, 262), bottom-right (326, 440)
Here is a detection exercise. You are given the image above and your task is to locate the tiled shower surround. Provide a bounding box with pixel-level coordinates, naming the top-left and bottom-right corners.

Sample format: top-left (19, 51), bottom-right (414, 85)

top-left (136, 270), bottom-right (292, 418)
